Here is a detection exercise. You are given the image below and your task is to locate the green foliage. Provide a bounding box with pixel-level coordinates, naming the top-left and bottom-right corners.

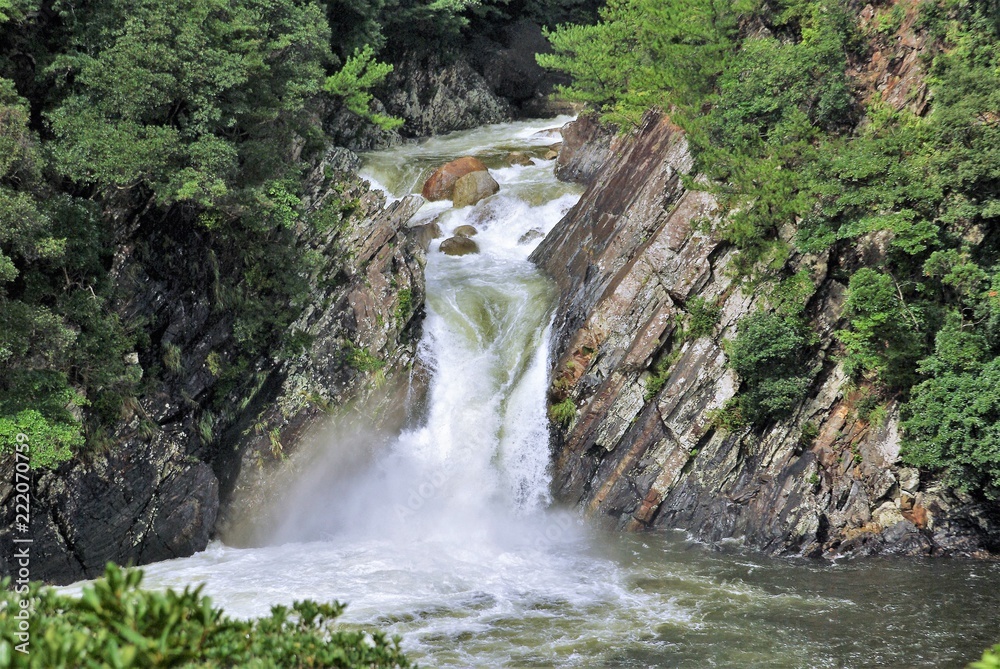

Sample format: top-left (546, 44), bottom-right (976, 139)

top-left (324, 0), bottom-right (487, 59)
top-left (538, 0), bottom-right (743, 128)
top-left (325, 46), bottom-right (403, 130)
top-left (344, 341), bottom-right (385, 372)
top-left (685, 296), bottom-right (721, 339)
top-left (726, 310), bottom-right (814, 425)
top-left (0, 409), bottom-right (81, 468)
top-left (900, 317), bottom-right (1000, 498)
top-left (837, 268), bottom-right (926, 388)
top-left (799, 420), bottom-right (820, 448)
top-left (395, 288), bottom-right (414, 329)
top-left (46, 0), bottom-right (331, 210)
top-left (971, 644), bottom-right (1000, 669)
top-left (0, 563), bottom-right (411, 668)
top-left (549, 396), bottom-right (577, 425)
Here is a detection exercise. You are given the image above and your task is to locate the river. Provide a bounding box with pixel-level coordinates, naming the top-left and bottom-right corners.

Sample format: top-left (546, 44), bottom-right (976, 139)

top-left (104, 118), bottom-right (1000, 668)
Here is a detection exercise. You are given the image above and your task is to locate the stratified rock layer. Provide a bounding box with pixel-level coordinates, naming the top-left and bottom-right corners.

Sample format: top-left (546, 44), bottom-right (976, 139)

top-left (532, 108), bottom-right (1000, 559)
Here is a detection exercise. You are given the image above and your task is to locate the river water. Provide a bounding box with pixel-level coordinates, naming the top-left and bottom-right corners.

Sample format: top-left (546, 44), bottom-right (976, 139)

top-left (113, 119), bottom-right (998, 667)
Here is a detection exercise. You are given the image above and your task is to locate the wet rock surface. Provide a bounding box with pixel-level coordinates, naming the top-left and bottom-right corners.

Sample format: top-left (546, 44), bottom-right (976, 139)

top-left (440, 236), bottom-right (480, 256)
top-left (422, 157), bottom-right (489, 201)
top-left (452, 171), bottom-right (500, 208)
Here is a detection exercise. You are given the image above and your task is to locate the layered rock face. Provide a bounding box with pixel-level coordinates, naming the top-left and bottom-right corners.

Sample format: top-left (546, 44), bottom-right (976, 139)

top-left (0, 155), bottom-right (427, 585)
top-left (532, 112), bottom-right (1000, 558)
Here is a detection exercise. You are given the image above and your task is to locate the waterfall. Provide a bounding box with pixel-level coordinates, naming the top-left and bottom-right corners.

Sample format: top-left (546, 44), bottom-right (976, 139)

top-left (96, 118), bottom-right (1000, 669)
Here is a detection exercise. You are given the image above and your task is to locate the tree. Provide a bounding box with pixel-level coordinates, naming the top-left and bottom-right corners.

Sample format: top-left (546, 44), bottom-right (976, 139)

top-left (725, 310), bottom-right (814, 425)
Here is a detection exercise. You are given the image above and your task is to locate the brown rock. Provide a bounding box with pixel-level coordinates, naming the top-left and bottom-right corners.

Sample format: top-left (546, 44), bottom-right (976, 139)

top-left (542, 142), bottom-right (563, 160)
top-left (452, 171), bottom-right (500, 208)
top-left (439, 236), bottom-right (480, 256)
top-left (421, 156), bottom-right (489, 201)
top-left (507, 151), bottom-right (535, 166)
top-left (454, 225), bottom-right (478, 238)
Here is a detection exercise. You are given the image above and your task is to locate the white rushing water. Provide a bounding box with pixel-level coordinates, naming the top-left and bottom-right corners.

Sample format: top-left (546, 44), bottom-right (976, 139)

top-left (134, 118), bottom-right (695, 665)
top-left (73, 118), bottom-right (1000, 668)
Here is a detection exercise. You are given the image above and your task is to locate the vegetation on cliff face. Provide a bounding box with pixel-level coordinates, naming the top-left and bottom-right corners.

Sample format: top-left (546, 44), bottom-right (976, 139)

top-left (0, 564), bottom-right (410, 667)
top-left (540, 0), bottom-right (1000, 497)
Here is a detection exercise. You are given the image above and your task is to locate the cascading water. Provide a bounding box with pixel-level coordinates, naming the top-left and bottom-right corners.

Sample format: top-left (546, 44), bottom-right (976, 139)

top-left (77, 119), bottom-right (1000, 668)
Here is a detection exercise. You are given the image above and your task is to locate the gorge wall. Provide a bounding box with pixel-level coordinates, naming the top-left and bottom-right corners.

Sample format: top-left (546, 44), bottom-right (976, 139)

top-left (532, 6), bottom-right (1000, 557)
top-left (0, 153), bottom-right (427, 585)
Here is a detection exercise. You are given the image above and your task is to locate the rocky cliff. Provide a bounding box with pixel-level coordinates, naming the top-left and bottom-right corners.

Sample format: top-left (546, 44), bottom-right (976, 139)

top-left (532, 7), bottom-right (1000, 558)
top-left (0, 152), bottom-right (427, 585)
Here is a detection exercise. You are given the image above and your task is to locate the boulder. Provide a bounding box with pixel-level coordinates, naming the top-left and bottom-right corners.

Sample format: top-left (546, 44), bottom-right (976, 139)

top-left (408, 221), bottom-right (443, 251)
top-left (452, 171), bottom-right (500, 208)
top-left (518, 229), bottom-right (544, 245)
top-left (454, 225), bottom-right (478, 238)
top-left (507, 151), bottom-right (535, 166)
top-left (440, 236), bottom-right (480, 256)
top-left (422, 157), bottom-right (489, 201)
top-left (543, 143), bottom-right (562, 160)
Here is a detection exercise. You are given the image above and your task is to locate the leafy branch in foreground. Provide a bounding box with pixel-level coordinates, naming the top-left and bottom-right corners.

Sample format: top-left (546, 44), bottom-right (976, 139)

top-left (0, 563), bottom-right (411, 668)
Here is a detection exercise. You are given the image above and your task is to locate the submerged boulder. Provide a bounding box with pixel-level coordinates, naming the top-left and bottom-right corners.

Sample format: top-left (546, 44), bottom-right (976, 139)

top-left (454, 225), bottom-right (478, 238)
top-left (439, 236), bottom-right (480, 256)
top-left (452, 171), bottom-right (500, 208)
top-left (507, 151), bottom-right (534, 166)
top-left (518, 229), bottom-right (544, 245)
top-left (421, 157), bottom-right (489, 201)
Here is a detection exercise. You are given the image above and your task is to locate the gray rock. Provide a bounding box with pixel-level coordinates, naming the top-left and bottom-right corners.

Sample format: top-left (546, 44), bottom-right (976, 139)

top-left (899, 467), bottom-right (920, 493)
top-left (380, 55), bottom-right (513, 138)
top-left (452, 171), bottom-right (500, 208)
top-left (518, 229), bottom-right (544, 245)
top-left (408, 221), bottom-right (443, 251)
top-left (454, 225), bottom-right (478, 238)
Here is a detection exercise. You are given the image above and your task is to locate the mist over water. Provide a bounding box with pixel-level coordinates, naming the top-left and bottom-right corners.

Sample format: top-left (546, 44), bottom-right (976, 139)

top-left (100, 119), bottom-right (1000, 668)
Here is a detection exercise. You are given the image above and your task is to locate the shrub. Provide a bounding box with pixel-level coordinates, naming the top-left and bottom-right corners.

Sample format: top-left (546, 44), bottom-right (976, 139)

top-left (686, 296), bottom-right (721, 339)
top-left (0, 409), bottom-right (81, 468)
top-left (837, 269), bottom-right (926, 388)
top-left (971, 644), bottom-right (1000, 669)
top-left (900, 320), bottom-right (1000, 499)
top-left (0, 563), bottom-right (411, 668)
top-left (726, 310), bottom-right (813, 425)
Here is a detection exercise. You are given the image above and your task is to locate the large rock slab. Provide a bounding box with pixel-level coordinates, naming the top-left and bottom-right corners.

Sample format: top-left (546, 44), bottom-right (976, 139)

top-left (422, 157), bottom-right (489, 201)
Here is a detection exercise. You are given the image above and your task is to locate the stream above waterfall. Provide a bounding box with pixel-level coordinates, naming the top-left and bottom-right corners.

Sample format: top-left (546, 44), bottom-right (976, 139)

top-left (76, 118), bottom-right (1000, 668)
